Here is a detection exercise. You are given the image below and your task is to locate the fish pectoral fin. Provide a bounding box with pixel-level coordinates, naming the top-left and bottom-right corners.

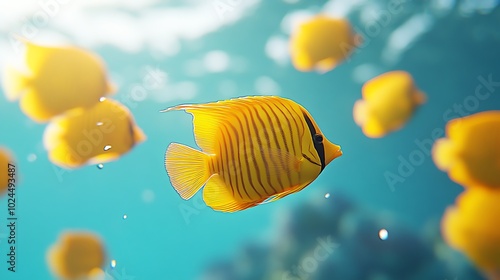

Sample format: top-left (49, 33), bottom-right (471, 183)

top-left (266, 148), bottom-right (302, 172)
top-left (203, 174), bottom-right (258, 213)
top-left (165, 143), bottom-right (211, 200)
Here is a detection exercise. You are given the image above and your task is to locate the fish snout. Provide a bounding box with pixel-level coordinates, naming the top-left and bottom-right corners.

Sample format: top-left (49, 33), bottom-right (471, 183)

top-left (324, 140), bottom-right (342, 165)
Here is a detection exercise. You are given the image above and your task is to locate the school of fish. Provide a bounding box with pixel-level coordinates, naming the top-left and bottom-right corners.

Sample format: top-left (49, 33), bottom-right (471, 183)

top-left (0, 9), bottom-right (496, 280)
top-left (2, 39), bottom-right (145, 169)
top-left (434, 111), bottom-right (500, 279)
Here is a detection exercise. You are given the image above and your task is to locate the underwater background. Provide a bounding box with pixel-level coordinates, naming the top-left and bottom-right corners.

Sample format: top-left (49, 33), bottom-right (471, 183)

top-left (0, 0), bottom-right (499, 279)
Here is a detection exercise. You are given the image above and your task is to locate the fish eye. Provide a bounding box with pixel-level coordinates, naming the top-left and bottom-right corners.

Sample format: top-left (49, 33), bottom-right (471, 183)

top-left (314, 134), bottom-right (323, 143)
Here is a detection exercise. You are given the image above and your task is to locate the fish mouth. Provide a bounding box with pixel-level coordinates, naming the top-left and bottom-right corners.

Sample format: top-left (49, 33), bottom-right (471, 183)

top-left (333, 147), bottom-right (343, 159)
top-left (324, 142), bottom-right (342, 165)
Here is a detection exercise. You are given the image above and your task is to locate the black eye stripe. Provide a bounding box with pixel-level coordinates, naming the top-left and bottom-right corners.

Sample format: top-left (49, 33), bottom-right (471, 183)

top-left (302, 112), bottom-right (325, 171)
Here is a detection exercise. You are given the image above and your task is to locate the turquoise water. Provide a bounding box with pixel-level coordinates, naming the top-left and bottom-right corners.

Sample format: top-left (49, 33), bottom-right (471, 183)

top-left (0, 1), bottom-right (499, 279)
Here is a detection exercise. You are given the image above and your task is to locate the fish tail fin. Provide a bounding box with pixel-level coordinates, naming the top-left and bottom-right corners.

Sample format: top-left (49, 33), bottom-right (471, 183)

top-left (2, 66), bottom-right (28, 101)
top-left (165, 143), bottom-right (212, 200)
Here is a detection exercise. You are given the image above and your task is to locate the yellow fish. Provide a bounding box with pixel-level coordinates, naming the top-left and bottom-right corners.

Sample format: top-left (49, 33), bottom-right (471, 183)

top-left (353, 71), bottom-right (426, 138)
top-left (290, 15), bottom-right (361, 72)
top-left (2, 39), bottom-right (115, 122)
top-left (43, 98), bottom-right (146, 169)
top-left (0, 147), bottom-right (14, 196)
top-left (441, 188), bottom-right (500, 279)
top-left (163, 96), bottom-right (342, 213)
top-left (433, 111), bottom-right (500, 189)
top-left (47, 232), bottom-right (106, 280)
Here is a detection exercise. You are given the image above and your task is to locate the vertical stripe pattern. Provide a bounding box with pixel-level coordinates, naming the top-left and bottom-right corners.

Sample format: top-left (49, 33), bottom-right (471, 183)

top-left (211, 97), bottom-right (312, 202)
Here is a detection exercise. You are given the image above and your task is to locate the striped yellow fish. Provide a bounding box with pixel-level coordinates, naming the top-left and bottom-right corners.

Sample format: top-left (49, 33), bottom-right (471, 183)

top-left (163, 96), bottom-right (342, 212)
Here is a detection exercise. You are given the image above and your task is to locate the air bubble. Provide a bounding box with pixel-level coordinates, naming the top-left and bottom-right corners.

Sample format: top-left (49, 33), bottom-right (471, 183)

top-left (142, 189), bottom-right (155, 203)
top-left (324, 193), bottom-right (330, 199)
top-left (379, 229), bottom-right (388, 240)
top-left (97, 164), bottom-right (104, 169)
top-left (104, 145), bottom-right (112, 151)
top-left (27, 153), bottom-right (37, 162)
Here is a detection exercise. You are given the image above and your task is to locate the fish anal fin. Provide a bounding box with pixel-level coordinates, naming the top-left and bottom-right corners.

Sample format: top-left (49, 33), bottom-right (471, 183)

top-left (315, 57), bottom-right (337, 73)
top-left (165, 143), bottom-right (211, 200)
top-left (19, 89), bottom-right (54, 122)
top-left (292, 51), bottom-right (314, 72)
top-left (203, 174), bottom-right (259, 213)
top-left (362, 117), bottom-right (388, 138)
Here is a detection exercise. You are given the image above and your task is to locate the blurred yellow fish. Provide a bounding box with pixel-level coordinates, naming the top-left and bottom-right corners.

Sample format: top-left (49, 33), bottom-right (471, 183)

top-left (163, 96), bottom-right (342, 213)
top-left (43, 98), bottom-right (146, 169)
top-left (441, 188), bottom-right (500, 279)
top-left (2, 39), bottom-right (115, 122)
top-left (47, 232), bottom-right (106, 280)
top-left (433, 111), bottom-right (500, 189)
top-left (353, 71), bottom-right (426, 138)
top-left (0, 147), bottom-right (14, 196)
top-left (290, 15), bottom-right (361, 72)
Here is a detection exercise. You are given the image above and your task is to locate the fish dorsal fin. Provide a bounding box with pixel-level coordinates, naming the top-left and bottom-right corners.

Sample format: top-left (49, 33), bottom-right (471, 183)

top-left (203, 174), bottom-right (261, 212)
top-left (163, 96), bottom-right (282, 154)
top-left (24, 41), bottom-right (61, 72)
top-left (163, 103), bottom-right (226, 154)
